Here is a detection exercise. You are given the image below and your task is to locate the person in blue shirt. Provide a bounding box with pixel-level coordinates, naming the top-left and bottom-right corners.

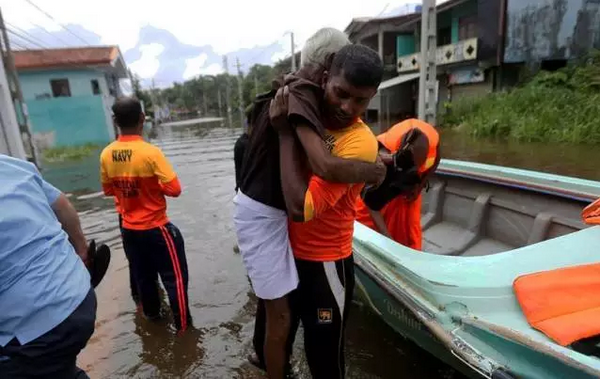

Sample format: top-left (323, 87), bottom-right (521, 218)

top-left (0, 154), bottom-right (96, 379)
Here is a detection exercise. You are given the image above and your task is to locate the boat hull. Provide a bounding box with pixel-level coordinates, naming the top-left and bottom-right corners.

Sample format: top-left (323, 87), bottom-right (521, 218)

top-left (354, 263), bottom-right (480, 378)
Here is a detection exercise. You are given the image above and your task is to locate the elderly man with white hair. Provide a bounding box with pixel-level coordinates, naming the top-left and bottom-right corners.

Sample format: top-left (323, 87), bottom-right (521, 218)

top-left (233, 27), bottom-right (385, 379)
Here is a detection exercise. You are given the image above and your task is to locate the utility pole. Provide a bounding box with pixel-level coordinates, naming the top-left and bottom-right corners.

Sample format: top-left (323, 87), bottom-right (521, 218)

top-left (290, 32), bottom-right (296, 72)
top-left (418, 0), bottom-right (437, 125)
top-left (235, 57), bottom-right (245, 128)
top-left (0, 7), bottom-right (39, 166)
top-left (254, 75), bottom-right (259, 97)
top-left (217, 87), bottom-right (222, 118)
top-left (222, 55), bottom-right (233, 128)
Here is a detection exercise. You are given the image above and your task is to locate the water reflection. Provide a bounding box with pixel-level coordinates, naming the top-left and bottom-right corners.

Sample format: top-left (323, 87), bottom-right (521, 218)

top-left (440, 129), bottom-right (600, 181)
top-left (131, 315), bottom-right (206, 378)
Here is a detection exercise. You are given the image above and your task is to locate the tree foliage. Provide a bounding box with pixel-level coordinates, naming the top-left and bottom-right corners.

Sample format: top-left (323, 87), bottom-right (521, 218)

top-left (134, 58), bottom-right (299, 122)
top-left (439, 50), bottom-right (600, 144)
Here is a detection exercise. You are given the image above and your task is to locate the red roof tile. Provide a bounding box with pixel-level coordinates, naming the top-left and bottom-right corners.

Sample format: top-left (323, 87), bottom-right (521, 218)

top-left (13, 46), bottom-right (120, 70)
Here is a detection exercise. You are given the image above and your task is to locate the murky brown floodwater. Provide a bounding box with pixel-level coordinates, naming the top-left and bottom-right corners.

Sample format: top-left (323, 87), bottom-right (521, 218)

top-left (40, 124), bottom-right (599, 379)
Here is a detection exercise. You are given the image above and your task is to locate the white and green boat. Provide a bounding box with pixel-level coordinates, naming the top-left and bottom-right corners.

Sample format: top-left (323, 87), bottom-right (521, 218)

top-left (353, 160), bottom-right (600, 379)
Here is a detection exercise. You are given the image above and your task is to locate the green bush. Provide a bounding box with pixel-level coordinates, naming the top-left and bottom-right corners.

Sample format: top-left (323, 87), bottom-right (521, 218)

top-left (440, 50), bottom-right (600, 144)
top-left (42, 143), bottom-right (102, 163)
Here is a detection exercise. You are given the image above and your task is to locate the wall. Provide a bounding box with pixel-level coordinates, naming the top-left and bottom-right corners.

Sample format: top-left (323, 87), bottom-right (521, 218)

top-left (450, 69), bottom-right (494, 102)
top-left (396, 34), bottom-right (416, 56)
top-left (17, 69), bottom-right (113, 147)
top-left (504, 0), bottom-right (600, 63)
top-left (26, 96), bottom-right (111, 147)
top-left (19, 69), bottom-right (109, 100)
top-left (477, 0), bottom-right (504, 62)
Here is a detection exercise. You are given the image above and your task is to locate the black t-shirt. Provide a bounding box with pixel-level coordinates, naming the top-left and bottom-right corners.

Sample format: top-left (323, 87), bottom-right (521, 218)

top-left (234, 132), bottom-right (249, 192)
top-left (238, 68), bottom-right (324, 210)
top-left (238, 93), bottom-right (286, 209)
top-left (362, 165), bottom-right (421, 211)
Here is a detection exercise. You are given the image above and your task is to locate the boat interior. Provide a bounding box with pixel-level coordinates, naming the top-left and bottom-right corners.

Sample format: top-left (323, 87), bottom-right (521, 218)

top-left (420, 169), bottom-right (590, 257)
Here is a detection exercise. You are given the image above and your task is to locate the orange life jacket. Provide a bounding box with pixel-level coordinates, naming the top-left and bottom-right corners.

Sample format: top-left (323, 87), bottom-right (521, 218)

top-left (377, 118), bottom-right (440, 195)
top-left (582, 198), bottom-right (600, 225)
top-left (513, 263), bottom-right (600, 346)
top-left (355, 119), bottom-right (439, 250)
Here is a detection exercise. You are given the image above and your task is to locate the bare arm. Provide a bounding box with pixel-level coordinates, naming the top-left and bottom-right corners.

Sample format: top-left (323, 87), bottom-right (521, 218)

top-left (279, 129), bottom-right (309, 222)
top-left (52, 194), bottom-right (89, 266)
top-left (295, 124), bottom-right (385, 185)
top-left (368, 208), bottom-right (392, 239)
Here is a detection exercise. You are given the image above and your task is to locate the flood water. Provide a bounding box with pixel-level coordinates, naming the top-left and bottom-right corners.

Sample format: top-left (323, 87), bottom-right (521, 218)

top-left (40, 124), bottom-right (599, 379)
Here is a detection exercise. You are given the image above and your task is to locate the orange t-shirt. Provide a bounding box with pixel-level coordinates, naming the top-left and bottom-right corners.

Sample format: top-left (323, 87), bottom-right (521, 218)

top-left (355, 196), bottom-right (423, 250)
top-left (100, 135), bottom-right (181, 230)
top-left (288, 120), bottom-right (378, 262)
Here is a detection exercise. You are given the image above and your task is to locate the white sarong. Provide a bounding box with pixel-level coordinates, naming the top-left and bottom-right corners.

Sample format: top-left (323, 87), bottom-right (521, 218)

top-left (233, 191), bottom-right (298, 300)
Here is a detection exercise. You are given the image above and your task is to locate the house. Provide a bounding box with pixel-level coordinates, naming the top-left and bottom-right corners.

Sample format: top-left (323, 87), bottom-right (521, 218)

top-left (13, 46), bottom-right (128, 148)
top-left (502, 0), bottom-right (600, 82)
top-left (347, 0), bottom-right (600, 130)
top-left (346, 0), bottom-right (504, 130)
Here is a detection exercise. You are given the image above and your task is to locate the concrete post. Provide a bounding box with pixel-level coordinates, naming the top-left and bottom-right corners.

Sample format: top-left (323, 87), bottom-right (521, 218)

top-left (0, 52), bottom-right (26, 160)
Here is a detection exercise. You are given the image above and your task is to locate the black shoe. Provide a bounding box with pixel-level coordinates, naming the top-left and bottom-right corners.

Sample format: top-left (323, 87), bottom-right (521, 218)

top-left (88, 240), bottom-right (111, 288)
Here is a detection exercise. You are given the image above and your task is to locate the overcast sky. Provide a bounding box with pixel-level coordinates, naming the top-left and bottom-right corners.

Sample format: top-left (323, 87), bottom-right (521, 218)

top-left (1, 0), bottom-right (418, 54)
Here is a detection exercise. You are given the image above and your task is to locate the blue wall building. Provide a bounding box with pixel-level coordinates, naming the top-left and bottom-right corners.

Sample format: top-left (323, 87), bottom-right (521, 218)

top-left (14, 46), bottom-right (128, 148)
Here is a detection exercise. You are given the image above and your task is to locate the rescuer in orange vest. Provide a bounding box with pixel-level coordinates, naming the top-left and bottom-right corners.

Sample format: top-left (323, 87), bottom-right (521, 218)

top-left (356, 118), bottom-right (440, 250)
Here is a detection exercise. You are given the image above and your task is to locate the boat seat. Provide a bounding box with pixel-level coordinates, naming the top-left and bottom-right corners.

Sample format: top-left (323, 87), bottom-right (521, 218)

top-left (423, 192), bottom-right (492, 256)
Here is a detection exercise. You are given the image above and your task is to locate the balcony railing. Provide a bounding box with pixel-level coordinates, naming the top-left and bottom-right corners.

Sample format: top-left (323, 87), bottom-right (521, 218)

top-left (397, 37), bottom-right (478, 73)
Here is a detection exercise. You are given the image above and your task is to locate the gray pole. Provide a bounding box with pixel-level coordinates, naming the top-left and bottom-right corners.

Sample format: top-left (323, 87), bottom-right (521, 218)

top-left (0, 7), bottom-right (39, 166)
top-left (290, 32), bottom-right (296, 72)
top-left (222, 56), bottom-right (233, 128)
top-left (235, 57), bottom-right (245, 128)
top-left (418, 0), bottom-right (437, 125)
top-left (217, 87), bottom-right (222, 118)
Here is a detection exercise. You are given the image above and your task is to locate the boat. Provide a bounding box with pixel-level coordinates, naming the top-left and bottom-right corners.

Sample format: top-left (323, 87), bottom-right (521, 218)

top-left (352, 159), bottom-right (600, 379)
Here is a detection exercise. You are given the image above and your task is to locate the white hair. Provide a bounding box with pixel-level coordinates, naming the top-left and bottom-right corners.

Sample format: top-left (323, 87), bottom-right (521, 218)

top-left (300, 27), bottom-right (351, 67)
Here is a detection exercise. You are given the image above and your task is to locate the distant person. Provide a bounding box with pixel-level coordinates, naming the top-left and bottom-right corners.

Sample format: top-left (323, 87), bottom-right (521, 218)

top-left (274, 43), bottom-right (385, 379)
top-left (100, 97), bottom-right (191, 333)
top-left (234, 28), bottom-right (385, 379)
top-left (356, 118), bottom-right (440, 249)
top-left (0, 154), bottom-right (96, 378)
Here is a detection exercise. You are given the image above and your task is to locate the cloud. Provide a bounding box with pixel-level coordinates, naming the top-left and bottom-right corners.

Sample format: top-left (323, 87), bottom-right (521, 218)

top-left (270, 51), bottom-right (289, 63)
top-left (198, 63), bottom-right (223, 76)
top-left (128, 43), bottom-right (165, 78)
top-left (182, 53), bottom-right (209, 79)
top-left (1, 0), bottom-right (409, 54)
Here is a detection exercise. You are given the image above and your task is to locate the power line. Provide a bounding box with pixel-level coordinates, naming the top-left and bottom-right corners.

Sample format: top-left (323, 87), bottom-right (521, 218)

top-left (23, 0), bottom-right (90, 46)
top-left (10, 40), bottom-right (27, 50)
top-left (5, 22), bottom-right (61, 49)
top-left (30, 21), bottom-right (72, 47)
top-left (6, 27), bottom-right (49, 49)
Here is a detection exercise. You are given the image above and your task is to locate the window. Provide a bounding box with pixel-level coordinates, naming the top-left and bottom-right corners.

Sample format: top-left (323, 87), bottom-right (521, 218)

top-left (438, 27), bottom-right (452, 46)
top-left (50, 79), bottom-right (71, 97)
top-left (91, 79), bottom-right (101, 95)
top-left (458, 15), bottom-right (477, 41)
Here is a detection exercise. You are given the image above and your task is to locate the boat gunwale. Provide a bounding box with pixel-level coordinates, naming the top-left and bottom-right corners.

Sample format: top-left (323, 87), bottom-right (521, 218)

top-left (437, 160), bottom-right (600, 203)
top-left (461, 317), bottom-right (600, 377)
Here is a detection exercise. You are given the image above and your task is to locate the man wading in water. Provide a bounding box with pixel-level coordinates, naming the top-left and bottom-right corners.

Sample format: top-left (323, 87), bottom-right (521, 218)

top-left (101, 97), bottom-right (191, 333)
top-left (234, 28), bottom-right (386, 379)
